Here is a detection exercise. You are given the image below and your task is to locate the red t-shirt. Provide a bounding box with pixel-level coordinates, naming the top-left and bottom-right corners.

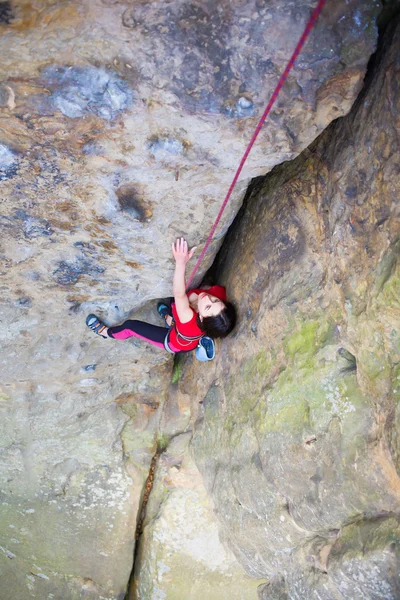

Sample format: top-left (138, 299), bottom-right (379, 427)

top-left (169, 286), bottom-right (226, 352)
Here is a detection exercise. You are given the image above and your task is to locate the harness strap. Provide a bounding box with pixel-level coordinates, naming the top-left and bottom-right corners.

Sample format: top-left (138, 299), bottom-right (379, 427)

top-left (174, 326), bottom-right (203, 346)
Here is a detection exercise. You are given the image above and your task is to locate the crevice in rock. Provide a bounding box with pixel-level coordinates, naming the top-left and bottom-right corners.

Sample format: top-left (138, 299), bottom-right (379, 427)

top-left (202, 175), bottom-right (265, 284)
top-left (125, 437), bottom-right (168, 600)
top-left (124, 12), bottom-right (400, 598)
top-left (134, 450), bottom-right (162, 542)
top-left (207, 13), bottom-right (400, 295)
top-left (377, 1), bottom-right (400, 34)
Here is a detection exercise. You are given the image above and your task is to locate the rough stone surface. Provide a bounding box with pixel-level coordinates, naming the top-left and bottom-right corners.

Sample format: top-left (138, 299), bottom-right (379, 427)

top-left (0, 0), bottom-right (379, 317)
top-left (167, 15), bottom-right (400, 600)
top-left (132, 433), bottom-right (263, 600)
top-left (0, 0), bottom-right (384, 598)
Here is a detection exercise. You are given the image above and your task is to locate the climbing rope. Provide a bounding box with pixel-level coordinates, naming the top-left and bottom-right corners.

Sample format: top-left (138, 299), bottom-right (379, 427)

top-left (186, 0), bottom-right (327, 289)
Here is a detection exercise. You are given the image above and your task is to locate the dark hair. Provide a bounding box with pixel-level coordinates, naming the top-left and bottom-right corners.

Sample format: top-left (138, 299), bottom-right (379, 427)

top-left (197, 301), bottom-right (237, 339)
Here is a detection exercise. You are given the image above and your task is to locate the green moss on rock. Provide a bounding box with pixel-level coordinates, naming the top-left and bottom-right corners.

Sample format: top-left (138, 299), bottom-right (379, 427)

top-left (284, 317), bottom-right (337, 369)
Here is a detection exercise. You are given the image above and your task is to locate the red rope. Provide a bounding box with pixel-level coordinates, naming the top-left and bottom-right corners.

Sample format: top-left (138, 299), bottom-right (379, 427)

top-left (186, 0), bottom-right (327, 289)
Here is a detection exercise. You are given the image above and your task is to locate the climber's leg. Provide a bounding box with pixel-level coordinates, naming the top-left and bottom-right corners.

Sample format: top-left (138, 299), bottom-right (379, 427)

top-left (107, 319), bottom-right (168, 350)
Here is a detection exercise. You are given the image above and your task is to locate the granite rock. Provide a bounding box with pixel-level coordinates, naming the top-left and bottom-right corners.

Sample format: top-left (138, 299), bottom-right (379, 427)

top-left (0, 0), bottom-right (384, 598)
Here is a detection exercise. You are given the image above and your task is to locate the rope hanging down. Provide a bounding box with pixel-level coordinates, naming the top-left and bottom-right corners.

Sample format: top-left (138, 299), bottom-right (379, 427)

top-left (186, 0), bottom-right (327, 289)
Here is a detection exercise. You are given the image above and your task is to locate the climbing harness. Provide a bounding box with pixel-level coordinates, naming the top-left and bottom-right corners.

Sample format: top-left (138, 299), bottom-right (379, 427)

top-left (175, 330), bottom-right (203, 346)
top-left (176, 330), bottom-right (215, 361)
top-left (174, 327), bottom-right (215, 361)
top-left (186, 0), bottom-right (327, 289)
top-left (168, 324), bottom-right (215, 361)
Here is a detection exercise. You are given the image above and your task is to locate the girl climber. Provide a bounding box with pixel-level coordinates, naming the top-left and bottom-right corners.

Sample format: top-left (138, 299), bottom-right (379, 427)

top-left (86, 237), bottom-right (236, 355)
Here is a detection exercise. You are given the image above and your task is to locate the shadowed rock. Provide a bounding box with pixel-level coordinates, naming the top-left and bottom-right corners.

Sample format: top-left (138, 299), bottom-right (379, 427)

top-left (0, 1), bottom-right (12, 25)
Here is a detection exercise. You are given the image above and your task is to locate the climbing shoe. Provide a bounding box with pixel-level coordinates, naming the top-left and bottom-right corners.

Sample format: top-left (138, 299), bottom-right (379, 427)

top-left (157, 302), bottom-right (172, 327)
top-left (86, 314), bottom-right (108, 338)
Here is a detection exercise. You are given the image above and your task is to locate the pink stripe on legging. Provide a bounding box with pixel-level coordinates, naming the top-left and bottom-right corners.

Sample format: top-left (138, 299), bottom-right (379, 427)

top-left (111, 329), bottom-right (165, 349)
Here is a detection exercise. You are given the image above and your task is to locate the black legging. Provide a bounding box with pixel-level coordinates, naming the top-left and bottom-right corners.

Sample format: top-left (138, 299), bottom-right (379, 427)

top-left (108, 320), bottom-right (171, 351)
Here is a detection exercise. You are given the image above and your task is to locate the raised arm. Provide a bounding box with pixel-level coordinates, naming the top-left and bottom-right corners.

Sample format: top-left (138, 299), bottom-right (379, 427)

top-left (172, 237), bottom-right (195, 324)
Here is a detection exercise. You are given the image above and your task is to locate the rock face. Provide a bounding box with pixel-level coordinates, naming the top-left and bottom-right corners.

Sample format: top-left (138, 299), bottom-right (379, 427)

top-left (0, 0), bottom-right (385, 598)
top-left (132, 433), bottom-right (264, 600)
top-left (163, 16), bottom-right (399, 600)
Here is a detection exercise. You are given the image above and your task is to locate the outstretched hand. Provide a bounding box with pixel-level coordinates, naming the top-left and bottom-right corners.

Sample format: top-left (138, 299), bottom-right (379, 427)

top-left (172, 237), bottom-right (196, 265)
